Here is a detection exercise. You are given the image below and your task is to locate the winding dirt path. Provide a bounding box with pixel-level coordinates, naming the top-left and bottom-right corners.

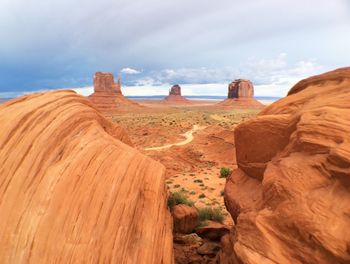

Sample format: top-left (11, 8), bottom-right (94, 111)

top-left (144, 125), bottom-right (204, 151)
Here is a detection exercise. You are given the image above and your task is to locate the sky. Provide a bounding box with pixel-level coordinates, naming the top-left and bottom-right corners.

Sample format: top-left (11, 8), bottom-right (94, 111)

top-left (0, 0), bottom-right (349, 98)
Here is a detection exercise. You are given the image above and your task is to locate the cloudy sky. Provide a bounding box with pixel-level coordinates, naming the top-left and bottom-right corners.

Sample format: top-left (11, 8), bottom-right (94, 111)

top-left (0, 0), bottom-right (349, 98)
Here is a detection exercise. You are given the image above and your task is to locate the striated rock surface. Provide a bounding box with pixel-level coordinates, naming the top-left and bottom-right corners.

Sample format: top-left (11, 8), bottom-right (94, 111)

top-left (164, 85), bottom-right (192, 104)
top-left (0, 90), bottom-right (173, 263)
top-left (228, 79), bottom-right (254, 99)
top-left (172, 204), bottom-right (199, 234)
top-left (88, 72), bottom-right (143, 113)
top-left (218, 79), bottom-right (264, 109)
top-left (224, 68), bottom-right (350, 263)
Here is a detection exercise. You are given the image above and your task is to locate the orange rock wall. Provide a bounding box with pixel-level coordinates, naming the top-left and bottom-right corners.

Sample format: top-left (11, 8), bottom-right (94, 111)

top-left (224, 68), bottom-right (350, 264)
top-left (0, 90), bottom-right (173, 263)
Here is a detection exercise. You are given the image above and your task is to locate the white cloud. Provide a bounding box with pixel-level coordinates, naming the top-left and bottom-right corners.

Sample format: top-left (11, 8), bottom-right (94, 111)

top-left (120, 67), bottom-right (141, 75)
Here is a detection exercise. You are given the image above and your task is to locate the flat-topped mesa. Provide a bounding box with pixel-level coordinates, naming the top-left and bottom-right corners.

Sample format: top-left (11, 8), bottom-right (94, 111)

top-left (164, 84), bottom-right (192, 104)
top-left (93, 72), bottom-right (122, 94)
top-left (88, 72), bottom-right (143, 113)
top-left (228, 79), bottom-right (254, 98)
top-left (218, 79), bottom-right (263, 108)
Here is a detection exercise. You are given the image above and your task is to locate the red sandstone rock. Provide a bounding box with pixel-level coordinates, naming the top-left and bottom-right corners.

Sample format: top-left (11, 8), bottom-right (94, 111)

top-left (169, 84), bottom-right (182, 96)
top-left (0, 90), bottom-right (173, 263)
top-left (93, 72), bottom-right (122, 94)
top-left (224, 67), bottom-right (350, 263)
top-left (195, 221), bottom-right (230, 241)
top-left (228, 79), bottom-right (254, 99)
top-left (172, 204), bottom-right (199, 234)
top-left (164, 84), bottom-right (192, 104)
top-left (88, 72), bottom-right (143, 112)
top-left (218, 79), bottom-right (264, 109)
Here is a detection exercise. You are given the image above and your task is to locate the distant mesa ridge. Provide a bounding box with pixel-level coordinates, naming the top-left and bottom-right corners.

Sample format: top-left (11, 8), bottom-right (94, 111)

top-left (218, 79), bottom-right (264, 108)
top-left (93, 72), bottom-right (122, 94)
top-left (88, 72), bottom-right (143, 112)
top-left (168, 84), bottom-right (181, 96)
top-left (228, 79), bottom-right (254, 99)
top-left (164, 84), bottom-right (192, 104)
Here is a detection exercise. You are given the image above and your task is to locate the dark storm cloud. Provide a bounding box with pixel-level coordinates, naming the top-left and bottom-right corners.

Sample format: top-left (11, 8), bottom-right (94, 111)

top-left (0, 0), bottom-right (349, 95)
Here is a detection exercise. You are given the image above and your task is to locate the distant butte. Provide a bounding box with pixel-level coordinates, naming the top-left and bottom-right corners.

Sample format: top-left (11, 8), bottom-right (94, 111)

top-left (218, 79), bottom-right (264, 108)
top-left (164, 84), bottom-right (192, 104)
top-left (88, 72), bottom-right (143, 112)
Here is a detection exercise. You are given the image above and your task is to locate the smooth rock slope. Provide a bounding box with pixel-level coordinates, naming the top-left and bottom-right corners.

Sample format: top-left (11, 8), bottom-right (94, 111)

top-left (0, 90), bottom-right (173, 263)
top-left (224, 68), bottom-right (350, 264)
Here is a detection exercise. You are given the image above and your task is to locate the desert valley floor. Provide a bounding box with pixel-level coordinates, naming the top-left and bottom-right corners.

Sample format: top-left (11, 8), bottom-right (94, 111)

top-left (110, 100), bottom-right (260, 227)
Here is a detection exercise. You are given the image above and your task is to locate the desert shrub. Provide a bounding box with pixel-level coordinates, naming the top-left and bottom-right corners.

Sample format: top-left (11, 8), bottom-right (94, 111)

top-left (220, 167), bottom-right (231, 178)
top-left (198, 207), bottom-right (224, 223)
top-left (168, 192), bottom-right (194, 208)
top-left (173, 184), bottom-right (180, 188)
top-left (194, 179), bottom-right (203, 183)
top-left (198, 193), bottom-right (206, 199)
top-left (190, 191), bottom-right (196, 195)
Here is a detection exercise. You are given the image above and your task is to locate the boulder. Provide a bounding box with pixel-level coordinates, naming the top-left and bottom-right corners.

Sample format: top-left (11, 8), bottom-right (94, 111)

top-left (195, 220), bottom-right (230, 240)
top-left (197, 242), bottom-right (221, 257)
top-left (0, 90), bottom-right (173, 263)
top-left (172, 204), bottom-right (199, 234)
top-left (174, 233), bottom-right (203, 246)
top-left (224, 67), bottom-right (350, 264)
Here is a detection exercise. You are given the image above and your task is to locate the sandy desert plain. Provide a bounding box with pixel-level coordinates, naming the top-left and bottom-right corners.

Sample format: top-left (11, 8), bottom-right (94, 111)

top-left (111, 100), bottom-right (260, 225)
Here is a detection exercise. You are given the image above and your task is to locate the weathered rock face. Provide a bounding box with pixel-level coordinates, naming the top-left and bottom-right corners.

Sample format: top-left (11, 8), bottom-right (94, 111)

top-left (172, 205), bottom-right (198, 234)
top-left (169, 84), bottom-right (182, 96)
top-left (164, 84), bottom-right (191, 104)
top-left (88, 72), bottom-right (143, 112)
top-left (93, 72), bottom-right (122, 94)
top-left (218, 79), bottom-right (264, 109)
top-left (0, 90), bottom-right (173, 263)
top-left (228, 79), bottom-right (254, 99)
top-left (224, 68), bottom-right (350, 263)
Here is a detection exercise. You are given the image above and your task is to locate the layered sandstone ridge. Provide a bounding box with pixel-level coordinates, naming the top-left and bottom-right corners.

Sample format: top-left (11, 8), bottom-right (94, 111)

top-left (0, 90), bottom-right (173, 263)
top-left (164, 85), bottom-right (192, 104)
top-left (88, 72), bottom-right (143, 112)
top-left (218, 79), bottom-right (264, 108)
top-left (224, 68), bottom-right (350, 264)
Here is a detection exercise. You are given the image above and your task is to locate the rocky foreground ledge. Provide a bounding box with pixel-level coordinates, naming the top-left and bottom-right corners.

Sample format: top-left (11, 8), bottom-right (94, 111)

top-left (0, 90), bottom-right (173, 263)
top-left (223, 68), bottom-right (350, 264)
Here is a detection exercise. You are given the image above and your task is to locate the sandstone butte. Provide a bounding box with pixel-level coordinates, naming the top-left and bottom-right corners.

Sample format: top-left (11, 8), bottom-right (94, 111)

top-left (223, 67), bottom-right (350, 264)
top-left (218, 79), bottom-right (264, 109)
top-left (164, 85), bottom-right (192, 104)
top-left (0, 90), bottom-right (173, 263)
top-left (88, 72), bottom-right (144, 113)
